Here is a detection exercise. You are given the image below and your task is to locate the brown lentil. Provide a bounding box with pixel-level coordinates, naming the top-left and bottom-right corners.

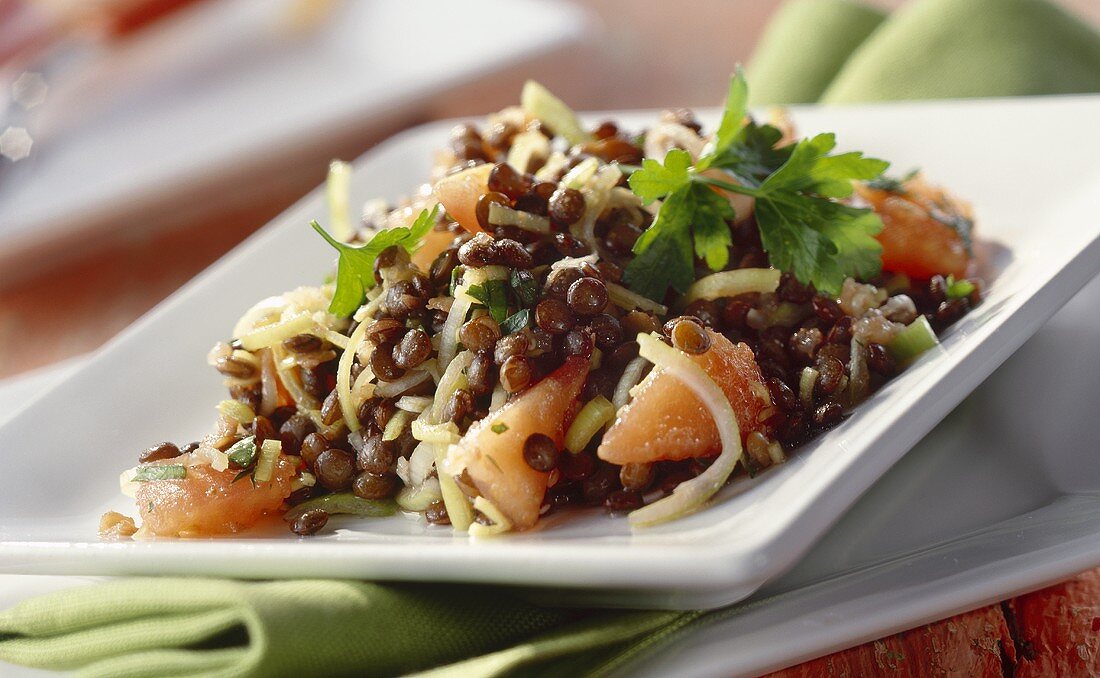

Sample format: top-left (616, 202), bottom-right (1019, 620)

top-left (500, 355), bottom-right (533, 392)
top-left (300, 432), bottom-right (329, 469)
top-left (458, 232), bottom-right (498, 268)
top-left (582, 465), bottom-right (617, 505)
top-left (251, 415), bottom-right (277, 444)
top-left (425, 500), bottom-right (451, 525)
top-left (553, 232), bottom-right (590, 257)
top-left (356, 434), bottom-right (396, 474)
top-left (867, 342), bottom-right (895, 375)
top-left (364, 318), bottom-right (406, 346)
top-left (815, 356), bottom-right (845, 396)
top-left (475, 191), bottom-right (510, 231)
top-left (487, 162), bottom-right (532, 199)
top-left (459, 315), bottom-right (502, 353)
top-left (523, 433), bottom-right (560, 472)
top-left (215, 356), bottom-right (255, 379)
top-left (314, 449), bottom-right (355, 491)
top-left (466, 351), bottom-right (495, 395)
top-left (369, 343), bottom-right (406, 382)
top-left (352, 472), bottom-right (396, 500)
top-left (548, 186), bottom-right (586, 225)
top-left (140, 442), bottom-right (180, 463)
top-left (544, 267), bottom-right (584, 298)
top-left (494, 238), bottom-right (534, 268)
top-left (669, 318), bottom-right (711, 354)
top-left (429, 248), bottom-right (459, 286)
top-left (534, 298), bottom-right (576, 334)
top-left (320, 390), bottom-right (342, 426)
top-left (813, 402), bottom-right (844, 428)
top-left (291, 509), bottom-right (328, 536)
top-left (443, 388), bottom-right (475, 422)
top-left (619, 462), bottom-right (654, 492)
top-left (562, 329), bottom-right (594, 359)
top-left (560, 451), bottom-right (596, 481)
top-left (393, 329), bottom-right (432, 369)
top-left (493, 333), bottom-right (529, 365)
top-left (567, 278), bottom-right (609, 316)
top-left (282, 333), bottom-right (322, 354)
top-left (279, 414), bottom-right (314, 456)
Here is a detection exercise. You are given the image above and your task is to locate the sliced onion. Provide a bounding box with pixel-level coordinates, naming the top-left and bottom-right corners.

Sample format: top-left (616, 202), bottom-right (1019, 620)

top-left (374, 369), bottom-right (431, 398)
top-left (438, 295), bottom-right (472, 369)
top-left (606, 282), bottom-right (668, 316)
top-left (628, 333), bottom-right (743, 528)
top-left (258, 349), bottom-right (280, 416)
top-left (336, 319), bottom-right (372, 433)
top-left (612, 356), bottom-right (649, 411)
top-left (396, 396), bottom-right (433, 414)
top-left (238, 313), bottom-right (315, 352)
top-left (407, 441), bottom-right (437, 486)
top-left (431, 351), bottom-right (473, 424)
top-left (682, 268), bottom-right (781, 305)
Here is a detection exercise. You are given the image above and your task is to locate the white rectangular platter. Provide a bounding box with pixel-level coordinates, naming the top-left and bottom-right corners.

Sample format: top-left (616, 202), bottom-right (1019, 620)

top-left (0, 96), bottom-right (1097, 610)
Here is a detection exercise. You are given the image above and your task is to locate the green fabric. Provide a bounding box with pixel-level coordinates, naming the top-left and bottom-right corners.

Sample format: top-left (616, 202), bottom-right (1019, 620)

top-left (750, 0), bottom-right (1100, 105)
top-left (748, 0), bottom-right (888, 104)
top-left (5, 1), bottom-right (1100, 676)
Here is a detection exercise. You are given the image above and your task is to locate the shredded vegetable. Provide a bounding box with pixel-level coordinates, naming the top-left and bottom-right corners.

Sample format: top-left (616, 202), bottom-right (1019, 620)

top-left (217, 399), bottom-right (255, 425)
top-left (564, 396), bottom-right (616, 453)
top-left (336, 318), bottom-right (372, 433)
top-left (682, 268), bottom-right (781, 304)
top-left (887, 316), bottom-right (940, 365)
top-left (521, 80), bottom-right (591, 145)
top-left (468, 496), bottom-right (513, 537)
top-left (254, 439), bottom-right (281, 484)
top-left (284, 493), bottom-right (396, 522)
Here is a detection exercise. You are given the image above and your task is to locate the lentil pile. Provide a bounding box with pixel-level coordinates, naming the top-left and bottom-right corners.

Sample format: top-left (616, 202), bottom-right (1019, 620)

top-left (114, 80), bottom-right (981, 539)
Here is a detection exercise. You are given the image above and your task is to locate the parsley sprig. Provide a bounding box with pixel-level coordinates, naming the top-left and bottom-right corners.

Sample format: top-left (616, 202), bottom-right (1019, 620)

top-left (624, 70), bottom-right (890, 299)
top-left (311, 205), bottom-right (441, 317)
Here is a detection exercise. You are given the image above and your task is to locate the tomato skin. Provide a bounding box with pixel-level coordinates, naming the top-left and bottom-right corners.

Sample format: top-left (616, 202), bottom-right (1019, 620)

top-left (433, 164), bottom-right (493, 235)
top-left (455, 357), bottom-right (589, 530)
top-left (857, 179), bottom-right (973, 280)
top-left (598, 330), bottom-right (770, 465)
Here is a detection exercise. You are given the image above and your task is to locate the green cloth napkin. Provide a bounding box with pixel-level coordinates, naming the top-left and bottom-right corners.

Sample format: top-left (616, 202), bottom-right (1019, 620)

top-left (749, 0), bottom-right (1100, 104)
top-left (4, 1), bottom-right (1100, 676)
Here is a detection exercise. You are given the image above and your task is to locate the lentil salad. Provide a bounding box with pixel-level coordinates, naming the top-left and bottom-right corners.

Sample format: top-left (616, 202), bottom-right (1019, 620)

top-left (103, 73), bottom-right (981, 539)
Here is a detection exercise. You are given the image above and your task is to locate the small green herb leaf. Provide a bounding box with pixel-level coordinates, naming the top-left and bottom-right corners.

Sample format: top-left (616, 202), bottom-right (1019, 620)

top-left (509, 269), bottom-right (538, 308)
top-left (312, 204), bottom-right (441, 317)
top-left (467, 279), bottom-right (510, 324)
top-left (945, 275), bottom-right (975, 299)
top-left (133, 465), bottom-right (187, 482)
top-left (696, 68), bottom-right (749, 170)
top-left (627, 149), bottom-right (693, 204)
top-left (226, 436), bottom-right (258, 469)
top-left (491, 423), bottom-right (509, 434)
top-left (760, 133), bottom-right (889, 199)
top-left (500, 308), bottom-right (531, 335)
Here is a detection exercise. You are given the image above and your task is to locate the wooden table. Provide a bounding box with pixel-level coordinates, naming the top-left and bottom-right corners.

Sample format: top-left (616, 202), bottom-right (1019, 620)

top-left (2, 1), bottom-right (1098, 674)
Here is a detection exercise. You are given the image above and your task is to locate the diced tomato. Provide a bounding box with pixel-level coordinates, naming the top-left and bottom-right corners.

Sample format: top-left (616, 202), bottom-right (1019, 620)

top-left (433, 163), bottom-right (492, 234)
top-left (598, 330), bottom-right (770, 465)
top-left (455, 357), bottom-right (588, 529)
top-left (857, 179), bottom-right (973, 280)
top-left (135, 457), bottom-right (296, 537)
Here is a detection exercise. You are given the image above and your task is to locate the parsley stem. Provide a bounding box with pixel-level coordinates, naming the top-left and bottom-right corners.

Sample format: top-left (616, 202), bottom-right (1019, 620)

top-left (692, 174), bottom-right (761, 197)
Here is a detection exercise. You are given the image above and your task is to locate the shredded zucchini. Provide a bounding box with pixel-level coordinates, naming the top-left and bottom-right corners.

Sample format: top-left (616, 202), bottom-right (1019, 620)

top-left (396, 479), bottom-right (443, 512)
top-left (682, 268), bottom-right (782, 304)
top-left (254, 439), bottom-right (282, 484)
top-left (562, 157), bottom-right (599, 189)
top-left (799, 367), bottom-right (819, 407)
top-left (606, 282), bottom-right (669, 316)
top-left (435, 443), bottom-right (474, 531)
top-left (468, 496), bottom-right (513, 537)
top-left (238, 313), bottom-right (315, 351)
top-left (521, 80), bottom-right (591, 146)
top-left (564, 396), bottom-right (616, 453)
top-left (326, 160), bottom-right (353, 242)
top-left (506, 129), bottom-right (550, 173)
top-left (396, 396), bottom-right (433, 414)
top-left (336, 317), bottom-right (372, 433)
top-left (887, 316), bottom-right (940, 365)
top-left (411, 419), bottom-right (461, 444)
top-left (382, 409), bottom-right (413, 442)
top-left (217, 399), bottom-right (255, 425)
top-left (283, 493), bottom-right (396, 522)
top-left (488, 202), bottom-right (551, 233)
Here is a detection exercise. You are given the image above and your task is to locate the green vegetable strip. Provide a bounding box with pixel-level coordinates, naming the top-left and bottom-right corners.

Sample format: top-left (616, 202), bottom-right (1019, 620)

top-left (887, 316), bottom-right (940, 364)
top-left (283, 493), bottom-right (397, 522)
top-left (133, 465), bottom-right (187, 482)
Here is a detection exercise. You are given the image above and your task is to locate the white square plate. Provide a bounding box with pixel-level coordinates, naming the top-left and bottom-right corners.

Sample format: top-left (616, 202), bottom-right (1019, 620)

top-left (0, 96), bottom-right (1098, 610)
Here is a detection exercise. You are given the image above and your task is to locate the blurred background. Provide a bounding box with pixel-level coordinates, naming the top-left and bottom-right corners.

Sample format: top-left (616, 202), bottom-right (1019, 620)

top-left (0, 0), bottom-right (1098, 380)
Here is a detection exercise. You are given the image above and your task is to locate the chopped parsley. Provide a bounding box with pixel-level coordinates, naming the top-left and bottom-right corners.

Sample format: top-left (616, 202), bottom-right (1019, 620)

top-left (500, 308), bottom-right (531, 335)
top-left (226, 436), bottom-right (258, 469)
top-left (133, 465), bottom-right (187, 482)
top-left (491, 423), bottom-right (509, 434)
top-left (623, 69), bottom-right (890, 299)
top-left (311, 204), bottom-right (441, 317)
top-left (866, 168), bottom-right (919, 193)
top-left (467, 279), bottom-right (510, 324)
top-left (945, 275), bottom-right (975, 299)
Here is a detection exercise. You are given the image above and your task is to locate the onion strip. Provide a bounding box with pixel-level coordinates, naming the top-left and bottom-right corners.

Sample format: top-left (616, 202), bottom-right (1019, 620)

top-left (682, 268), bottom-right (781, 304)
top-left (628, 333), bottom-right (743, 528)
top-left (606, 282), bottom-right (668, 316)
top-left (612, 356), bottom-right (649, 411)
top-left (336, 319), bottom-right (372, 433)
